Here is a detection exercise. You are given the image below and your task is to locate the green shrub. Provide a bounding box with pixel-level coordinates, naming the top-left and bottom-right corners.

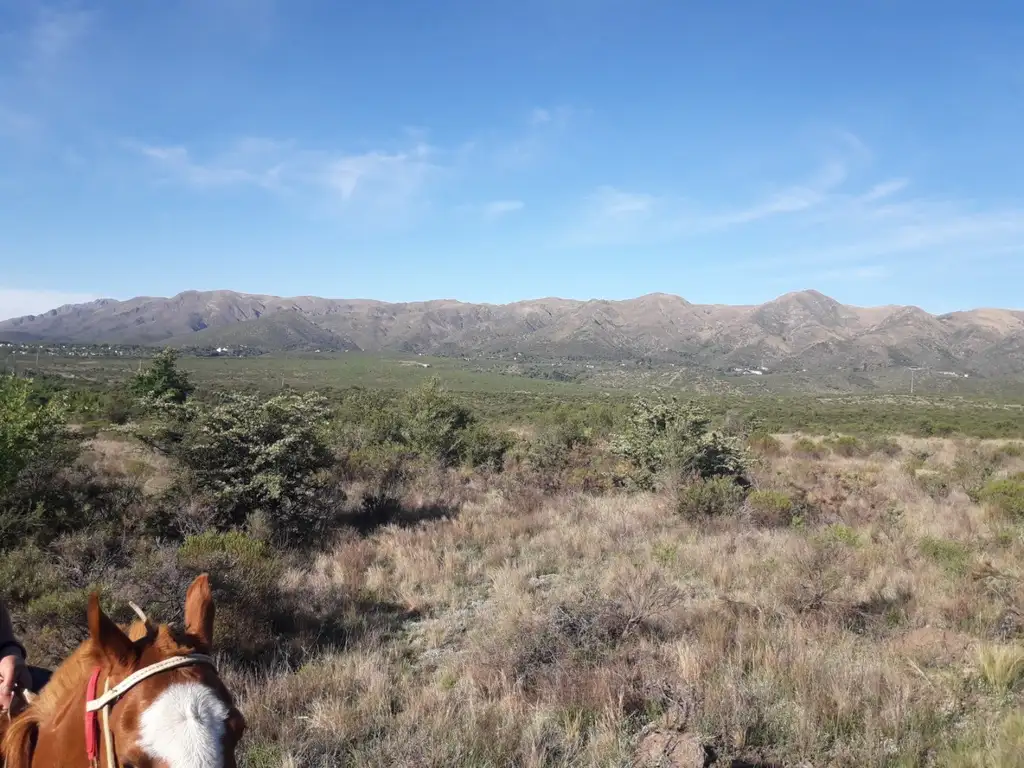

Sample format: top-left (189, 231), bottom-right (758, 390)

top-left (146, 391), bottom-right (336, 544)
top-left (679, 430), bottom-right (750, 482)
top-left (131, 348), bottom-right (194, 405)
top-left (398, 378), bottom-right (475, 466)
top-left (460, 423), bottom-right (516, 471)
top-left (865, 436), bottom-right (902, 457)
top-left (178, 529), bottom-right (273, 562)
top-left (951, 451), bottom-right (997, 501)
top-left (613, 397), bottom-right (749, 490)
top-left (914, 469), bottom-right (952, 499)
top-left (918, 419), bottom-right (956, 437)
top-left (919, 536), bottom-right (971, 577)
top-left (346, 379), bottom-right (494, 470)
top-left (745, 489), bottom-right (795, 526)
top-left (0, 375), bottom-right (77, 495)
top-left (0, 377), bottom-right (125, 548)
top-left (677, 477), bottom-right (746, 519)
top-left (998, 442), bottom-right (1024, 459)
top-left (822, 523), bottom-right (861, 548)
top-left (792, 437), bottom-right (826, 458)
top-left (979, 476), bottom-right (1024, 520)
top-left (828, 435), bottom-right (865, 458)
top-left (103, 389), bottom-right (137, 426)
top-left (525, 419), bottom-right (592, 477)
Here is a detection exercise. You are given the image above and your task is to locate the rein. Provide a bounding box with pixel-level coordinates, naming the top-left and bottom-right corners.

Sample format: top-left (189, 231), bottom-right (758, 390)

top-left (84, 653), bottom-right (216, 768)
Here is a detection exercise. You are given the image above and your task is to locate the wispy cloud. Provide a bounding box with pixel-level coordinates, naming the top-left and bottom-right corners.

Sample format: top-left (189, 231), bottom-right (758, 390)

top-left (530, 108), bottom-right (552, 126)
top-left (133, 136), bottom-right (440, 219)
top-left (860, 178), bottom-right (909, 203)
top-left (325, 144), bottom-right (435, 211)
top-left (25, 6), bottom-right (92, 74)
top-left (562, 135), bottom-right (1024, 274)
top-left (487, 105), bottom-right (576, 168)
top-left (565, 157), bottom-right (849, 247)
top-left (0, 287), bottom-right (103, 322)
top-left (482, 200), bottom-right (525, 219)
top-left (134, 142), bottom-right (285, 189)
top-left (530, 106), bottom-right (572, 128)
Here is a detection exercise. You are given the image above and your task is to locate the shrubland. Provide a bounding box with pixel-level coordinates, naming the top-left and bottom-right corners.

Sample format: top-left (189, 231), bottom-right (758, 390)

top-left (2, 354), bottom-right (1024, 766)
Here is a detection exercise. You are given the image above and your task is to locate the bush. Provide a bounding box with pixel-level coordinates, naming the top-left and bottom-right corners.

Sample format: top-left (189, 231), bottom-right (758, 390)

top-left (865, 436), bottom-right (902, 457)
top-left (919, 536), bottom-right (971, 577)
top-left (398, 378), bottom-right (475, 466)
top-left (793, 437), bottom-right (826, 458)
top-left (827, 435), bottom-right (865, 458)
top-left (613, 397), bottom-right (749, 490)
top-left (130, 348), bottom-right (194, 405)
top-left (0, 377), bottom-right (120, 548)
top-left (913, 468), bottom-right (952, 499)
top-left (822, 523), bottom-right (861, 547)
top-left (745, 489), bottom-right (795, 527)
top-left (677, 477), bottom-right (746, 519)
top-left (0, 375), bottom-right (77, 495)
top-left (951, 451), bottom-right (998, 502)
top-left (748, 433), bottom-right (783, 457)
top-left (460, 423), bottom-right (515, 471)
top-left (145, 391), bottom-right (336, 544)
top-left (979, 476), bottom-right (1024, 521)
top-left (104, 389), bottom-right (136, 426)
top-left (526, 418), bottom-right (591, 475)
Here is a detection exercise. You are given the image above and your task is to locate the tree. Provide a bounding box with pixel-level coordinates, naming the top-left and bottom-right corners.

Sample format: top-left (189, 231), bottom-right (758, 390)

top-left (131, 349), bottom-right (194, 405)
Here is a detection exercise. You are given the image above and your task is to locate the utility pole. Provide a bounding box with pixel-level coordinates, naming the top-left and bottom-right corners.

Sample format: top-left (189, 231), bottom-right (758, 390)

top-left (910, 368), bottom-right (914, 395)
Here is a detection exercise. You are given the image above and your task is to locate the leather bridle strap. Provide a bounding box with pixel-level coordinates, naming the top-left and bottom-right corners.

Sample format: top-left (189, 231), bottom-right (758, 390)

top-left (84, 654), bottom-right (216, 768)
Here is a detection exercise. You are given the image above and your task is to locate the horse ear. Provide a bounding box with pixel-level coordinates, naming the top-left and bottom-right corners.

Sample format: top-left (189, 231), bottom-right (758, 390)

top-left (87, 593), bottom-right (133, 665)
top-left (184, 573), bottom-right (215, 650)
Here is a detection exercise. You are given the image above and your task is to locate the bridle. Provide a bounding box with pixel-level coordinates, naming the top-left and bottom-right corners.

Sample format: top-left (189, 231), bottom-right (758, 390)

top-left (84, 653), bottom-right (216, 768)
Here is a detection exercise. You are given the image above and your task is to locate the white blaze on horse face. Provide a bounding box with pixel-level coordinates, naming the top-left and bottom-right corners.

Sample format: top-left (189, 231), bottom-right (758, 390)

top-left (138, 682), bottom-right (229, 768)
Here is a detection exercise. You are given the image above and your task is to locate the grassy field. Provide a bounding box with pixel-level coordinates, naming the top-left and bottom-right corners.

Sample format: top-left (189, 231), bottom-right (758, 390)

top-left (64, 430), bottom-right (1024, 766)
top-left (19, 351), bottom-right (1024, 439)
top-left (6, 351), bottom-right (1024, 766)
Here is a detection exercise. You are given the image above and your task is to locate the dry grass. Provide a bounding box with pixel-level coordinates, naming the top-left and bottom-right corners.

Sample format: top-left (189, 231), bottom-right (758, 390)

top-left (79, 432), bottom-right (174, 495)
top-left (209, 436), bottom-right (1024, 767)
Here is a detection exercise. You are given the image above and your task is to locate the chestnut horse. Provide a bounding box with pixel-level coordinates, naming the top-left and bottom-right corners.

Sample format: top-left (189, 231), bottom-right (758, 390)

top-left (2, 574), bottom-right (246, 768)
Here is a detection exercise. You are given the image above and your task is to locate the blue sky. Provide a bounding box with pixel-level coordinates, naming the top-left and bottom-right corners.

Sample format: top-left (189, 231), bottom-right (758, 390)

top-left (2, 0), bottom-right (1024, 319)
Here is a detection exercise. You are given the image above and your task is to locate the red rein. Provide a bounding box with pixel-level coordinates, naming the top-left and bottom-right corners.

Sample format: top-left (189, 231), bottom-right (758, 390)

top-left (85, 668), bottom-right (102, 766)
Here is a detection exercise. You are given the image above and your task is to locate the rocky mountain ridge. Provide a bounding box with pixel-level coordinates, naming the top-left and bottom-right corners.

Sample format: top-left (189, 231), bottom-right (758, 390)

top-left (3, 289), bottom-right (1023, 375)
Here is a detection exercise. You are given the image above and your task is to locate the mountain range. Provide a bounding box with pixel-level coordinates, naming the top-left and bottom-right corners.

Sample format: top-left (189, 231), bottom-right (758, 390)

top-left (3, 289), bottom-right (1024, 376)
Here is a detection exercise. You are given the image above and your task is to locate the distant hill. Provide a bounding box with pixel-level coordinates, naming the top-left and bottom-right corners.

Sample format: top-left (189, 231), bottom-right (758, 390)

top-left (168, 310), bottom-right (358, 352)
top-left (3, 288), bottom-right (1024, 376)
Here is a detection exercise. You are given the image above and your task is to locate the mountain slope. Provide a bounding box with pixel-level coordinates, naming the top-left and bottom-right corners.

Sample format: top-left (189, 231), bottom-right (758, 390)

top-left (167, 310), bottom-right (359, 352)
top-left (2, 289), bottom-right (1023, 376)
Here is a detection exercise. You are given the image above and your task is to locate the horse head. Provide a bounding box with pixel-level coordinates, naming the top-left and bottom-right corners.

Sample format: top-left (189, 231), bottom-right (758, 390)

top-left (3, 574), bottom-right (246, 768)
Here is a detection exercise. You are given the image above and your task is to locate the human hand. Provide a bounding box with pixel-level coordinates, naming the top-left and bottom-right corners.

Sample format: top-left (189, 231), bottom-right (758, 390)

top-left (0, 649), bottom-right (31, 713)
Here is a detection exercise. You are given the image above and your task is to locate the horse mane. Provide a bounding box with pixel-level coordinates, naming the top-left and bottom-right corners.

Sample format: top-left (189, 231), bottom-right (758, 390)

top-left (1, 618), bottom-right (157, 766)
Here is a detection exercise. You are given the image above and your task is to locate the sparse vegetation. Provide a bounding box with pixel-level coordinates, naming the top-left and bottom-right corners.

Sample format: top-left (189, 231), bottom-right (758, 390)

top-left (677, 476), bottom-right (747, 519)
top-left (4, 357), bottom-right (1024, 767)
top-left (979, 476), bottom-right (1024, 520)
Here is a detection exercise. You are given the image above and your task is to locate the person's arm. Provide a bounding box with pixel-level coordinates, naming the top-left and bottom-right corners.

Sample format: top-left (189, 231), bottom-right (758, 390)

top-left (0, 600), bottom-right (30, 711)
top-left (0, 600), bottom-right (25, 658)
